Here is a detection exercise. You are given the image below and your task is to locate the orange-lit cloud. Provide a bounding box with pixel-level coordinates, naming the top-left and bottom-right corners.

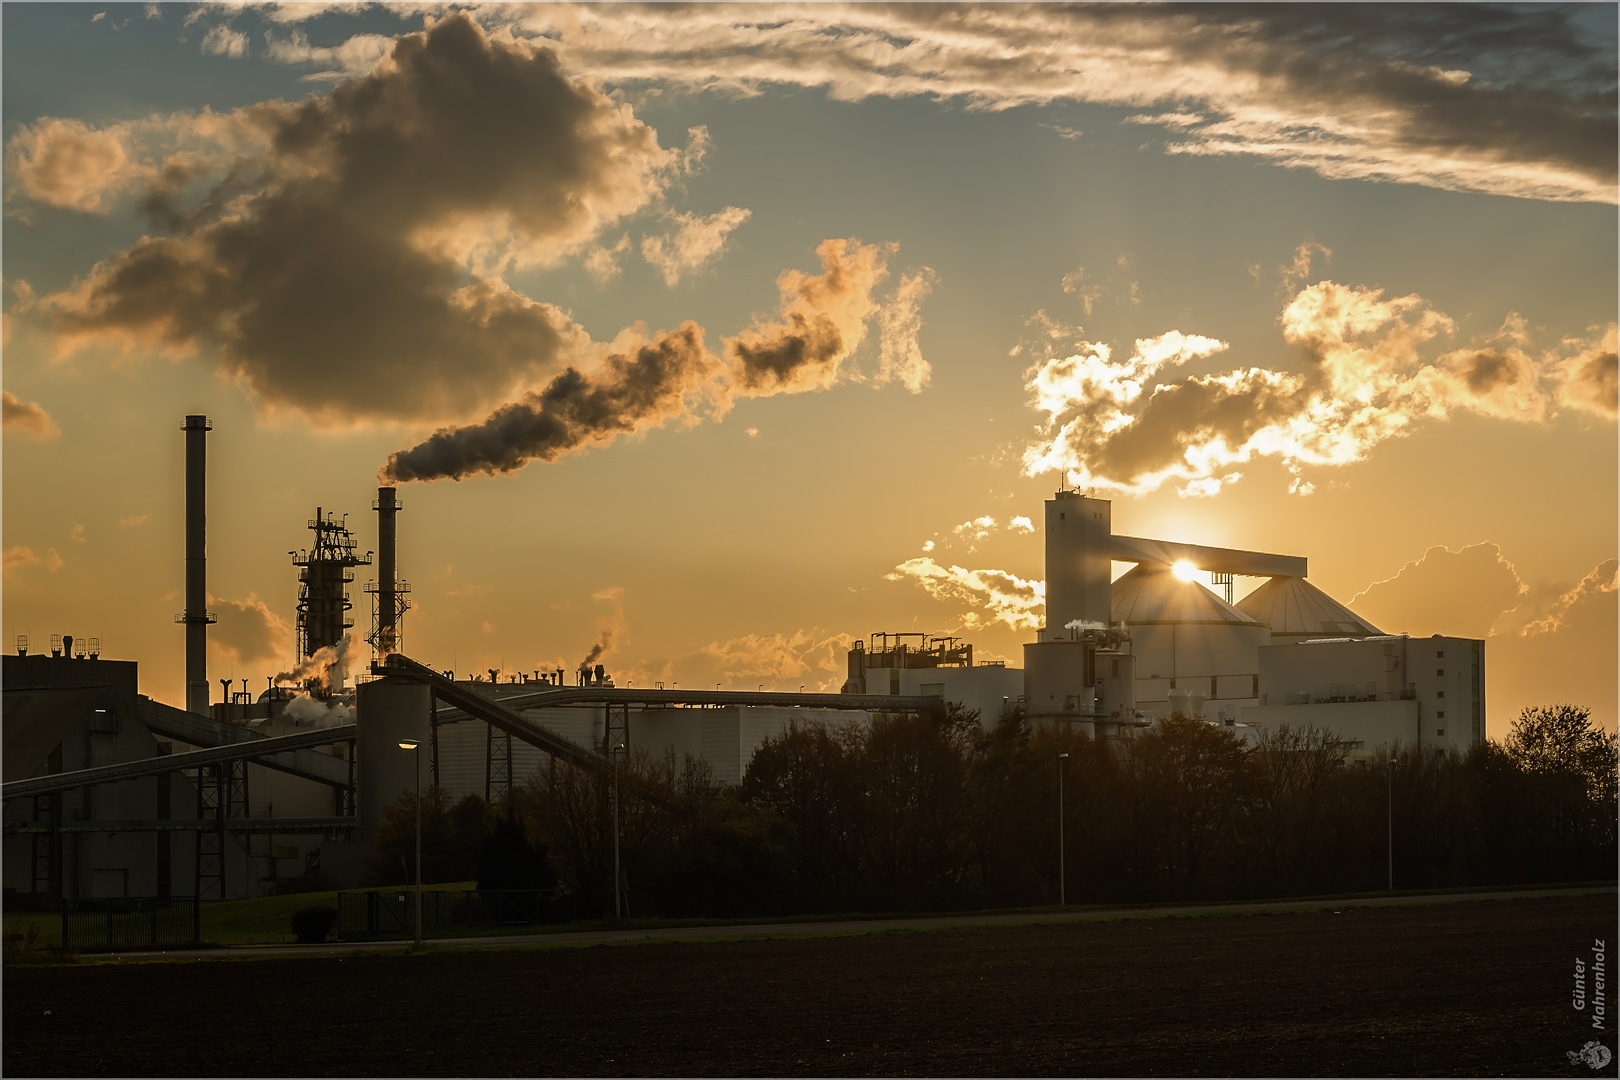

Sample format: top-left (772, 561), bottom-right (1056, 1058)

top-left (1554, 323), bottom-right (1619, 419)
top-left (1349, 543), bottom-right (1527, 639)
top-left (1023, 275), bottom-right (1618, 496)
top-left (621, 628), bottom-right (857, 692)
top-left (1347, 544), bottom-right (1617, 731)
top-left (886, 558), bottom-right (1045, 631)
top-left (208, 592), bottom-right (294, 670)
top-left (2, 391), bottom-right (59, 437)
top-left (640, 206), bottom-right (752, 286)
top-left (3, 545), bottom-right (63, 578)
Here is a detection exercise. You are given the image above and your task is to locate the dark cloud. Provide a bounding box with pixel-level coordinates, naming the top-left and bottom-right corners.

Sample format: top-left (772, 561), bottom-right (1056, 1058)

top-left (383, 322), bottom-right (718, 482)
top-left (44, 13), bottom-right (680, 423)
top-left (1557, 326), bottom-right (1619, 418)
top-left (1092, 370), bottom-right (1314, 482)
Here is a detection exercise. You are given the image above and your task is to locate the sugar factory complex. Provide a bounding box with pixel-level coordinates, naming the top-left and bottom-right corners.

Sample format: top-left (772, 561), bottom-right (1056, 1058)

top-left (3, 416), bottom-right (1484, 904)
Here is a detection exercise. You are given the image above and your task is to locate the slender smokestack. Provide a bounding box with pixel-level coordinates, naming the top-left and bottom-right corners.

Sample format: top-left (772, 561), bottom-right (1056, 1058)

top-left (376, 487), bottom-right (398, 654)
top-left (181, 415), bottom-right (214, 714)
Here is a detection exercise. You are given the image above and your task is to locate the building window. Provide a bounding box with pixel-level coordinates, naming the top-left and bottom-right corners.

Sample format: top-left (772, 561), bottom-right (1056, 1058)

top-left (1436, 650), bottom-right (1444, 658)
top-left (1436, 690), bottom-right (1444, 698)
top-left (1111, 659), bottom-right (1120, 677)
top-left (1436, 711), bottom-right (1445, 719)
top-left (1436, 669), bottom-right (1444, 676)
top-left (1252, 674), bottom-right (1259, 698)
top-left (1436, 728), bottom-right (1445, 736)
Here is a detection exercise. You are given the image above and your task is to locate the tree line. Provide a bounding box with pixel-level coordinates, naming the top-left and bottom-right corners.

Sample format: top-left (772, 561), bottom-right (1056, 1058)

top-left (370, 703), bottom-right (1617, 917)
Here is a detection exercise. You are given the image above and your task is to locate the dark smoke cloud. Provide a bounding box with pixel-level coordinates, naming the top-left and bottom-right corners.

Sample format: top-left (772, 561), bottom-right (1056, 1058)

top-left (383, 322), bottom-right (718, 482)
top-left (382, 237), bottom-right (931, 483)
top-left (39, 14), bottom-right (682, 423)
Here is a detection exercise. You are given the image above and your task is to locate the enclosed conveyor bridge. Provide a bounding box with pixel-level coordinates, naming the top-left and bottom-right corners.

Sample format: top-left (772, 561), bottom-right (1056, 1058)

top-left (2, 724), bottom-right (355, 801)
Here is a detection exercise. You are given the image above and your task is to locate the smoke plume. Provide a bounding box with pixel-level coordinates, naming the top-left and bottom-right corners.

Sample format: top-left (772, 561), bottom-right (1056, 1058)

top-left (384, 238), bottom-right (933, 482)
top-left (274, 632), bottom-right (358, 694)
top-left (724, 238), bottom-right (897, 397)
top-left (282, 693), bottom-right (355, 728)
top-left (381, 322), bottom-right (718, 482)
top-left (578, 587), bottom-right (623, 674)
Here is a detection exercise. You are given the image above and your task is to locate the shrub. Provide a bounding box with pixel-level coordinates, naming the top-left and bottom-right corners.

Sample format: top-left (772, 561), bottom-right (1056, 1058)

top-left (290, 904), bottom-right (339, 943)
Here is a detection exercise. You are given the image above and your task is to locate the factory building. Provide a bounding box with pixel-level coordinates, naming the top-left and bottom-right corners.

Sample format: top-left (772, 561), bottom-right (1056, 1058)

top-left (1007, 487), bottom-right (1485, 754)
top-left (839, 633), bottom-right (1025, 727)
top-left (1240, 634), bottom-right (1485, 755)
top-left (3, 418), bottom-right (1493, 907)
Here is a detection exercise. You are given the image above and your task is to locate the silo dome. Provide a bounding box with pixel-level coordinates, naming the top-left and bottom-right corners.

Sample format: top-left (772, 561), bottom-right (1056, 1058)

top-left (1236, 576), bottom-right (1382, 642)
top-left (1110, 565), bottom-right (1270, 714)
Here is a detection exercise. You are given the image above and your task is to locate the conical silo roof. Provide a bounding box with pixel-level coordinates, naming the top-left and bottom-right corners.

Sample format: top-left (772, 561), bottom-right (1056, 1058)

top-left (1235, 576), bottom-right (1382, 638)
top-left (1110, 565), bottom-right (1263, 626)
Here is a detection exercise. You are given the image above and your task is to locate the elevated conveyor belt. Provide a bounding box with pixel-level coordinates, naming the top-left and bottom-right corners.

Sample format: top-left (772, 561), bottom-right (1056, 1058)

top-left (2, 726), bottom-right (356, 801)
top-left (138, 697), bottom-right (352, 787)
top-left (374, 655), bottom-right (611, 772)
top-left (3, 817), bottom-right (354, 835)
top-left (1109, 536), bottom-right (1307, 578)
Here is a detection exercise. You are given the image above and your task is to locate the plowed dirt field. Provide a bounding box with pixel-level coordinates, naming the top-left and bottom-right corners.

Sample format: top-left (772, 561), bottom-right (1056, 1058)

top-left (5, 893), bottom-right (1613, 1077)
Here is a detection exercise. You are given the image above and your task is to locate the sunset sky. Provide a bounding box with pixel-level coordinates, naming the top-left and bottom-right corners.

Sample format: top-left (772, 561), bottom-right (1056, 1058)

top-left (4, 3), bottom-right (1615, 732)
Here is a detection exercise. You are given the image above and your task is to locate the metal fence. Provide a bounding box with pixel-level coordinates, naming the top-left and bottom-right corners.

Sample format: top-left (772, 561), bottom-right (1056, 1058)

top-left (61, 896), bottom-right (200, 951)
top-left (336, 889), bottom-right (565, 940)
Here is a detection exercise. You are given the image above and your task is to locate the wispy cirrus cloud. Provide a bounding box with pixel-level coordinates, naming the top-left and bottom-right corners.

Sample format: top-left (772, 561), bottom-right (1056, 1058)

top-left (469, 4), bottom-right (1616, 204)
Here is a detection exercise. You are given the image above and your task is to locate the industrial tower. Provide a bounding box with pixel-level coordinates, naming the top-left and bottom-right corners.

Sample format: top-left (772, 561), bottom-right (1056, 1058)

top-left (292, 508), bottom-right (371, 688)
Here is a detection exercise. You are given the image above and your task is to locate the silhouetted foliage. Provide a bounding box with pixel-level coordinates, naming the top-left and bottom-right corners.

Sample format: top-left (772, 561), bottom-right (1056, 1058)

top-left (368, 788), bottom-right (496, 885)
top-left (504, 701), bottom-right (1615, 919)
top-left (477, 816), bottom-right (556, 892)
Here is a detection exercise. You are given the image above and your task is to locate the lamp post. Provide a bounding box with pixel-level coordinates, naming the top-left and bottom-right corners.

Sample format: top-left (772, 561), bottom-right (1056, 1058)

top-left (1057, 752), bottom-right (1070, 907)
top-left (398, 738), bottom-right (422, 948)
top-left (1387, 754), bottom-right (1395, 893)
top-left (612, 737), bottom-right (624, 920)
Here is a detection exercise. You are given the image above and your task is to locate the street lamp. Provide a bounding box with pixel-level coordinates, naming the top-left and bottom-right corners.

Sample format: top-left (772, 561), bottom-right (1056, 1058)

top-left (1386, 754), bottom-right (1395, 893)
top-left (398, 738), bottom-right (423, 948)
top-left (612, 739), bottom-right (626, 920)
top-left (1057, 752), bottom-right (1070, 907)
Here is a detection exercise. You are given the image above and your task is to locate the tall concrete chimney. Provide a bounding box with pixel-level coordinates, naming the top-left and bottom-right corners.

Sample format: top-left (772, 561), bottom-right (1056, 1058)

top-left (376, 486), bottom-right (399, 655)
top-left (181, 415), bottom-right (215, 714)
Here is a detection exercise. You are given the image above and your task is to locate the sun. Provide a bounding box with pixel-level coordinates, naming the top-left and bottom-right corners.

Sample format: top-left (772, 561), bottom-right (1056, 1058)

top-left (1172, 559), bottom-right (1199, 582)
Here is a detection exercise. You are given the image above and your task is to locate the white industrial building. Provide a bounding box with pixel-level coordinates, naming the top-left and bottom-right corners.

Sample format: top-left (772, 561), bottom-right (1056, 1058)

top-left (979, 488), bottom-right (1486, 756)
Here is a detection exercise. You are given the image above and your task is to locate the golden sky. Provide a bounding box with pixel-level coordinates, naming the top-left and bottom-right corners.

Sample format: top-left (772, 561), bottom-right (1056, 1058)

top-left (4, 5), bottom-right (1615, 731)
